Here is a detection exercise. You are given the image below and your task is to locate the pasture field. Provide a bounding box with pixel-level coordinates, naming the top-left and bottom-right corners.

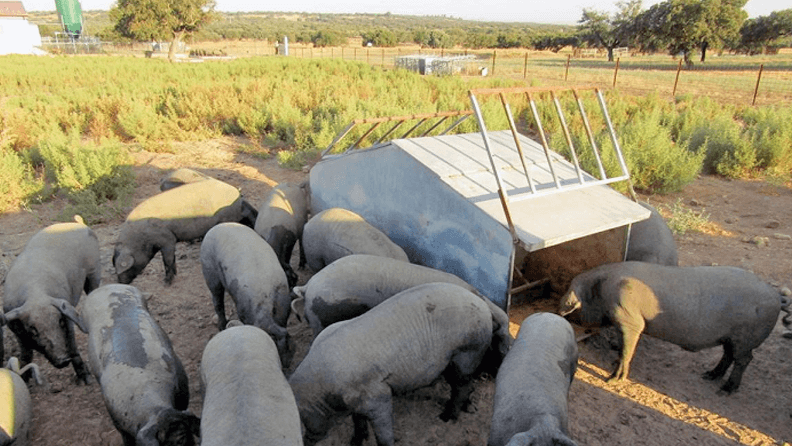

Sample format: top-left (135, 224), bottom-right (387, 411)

top-left (1, 53), bottom-right (791, 219)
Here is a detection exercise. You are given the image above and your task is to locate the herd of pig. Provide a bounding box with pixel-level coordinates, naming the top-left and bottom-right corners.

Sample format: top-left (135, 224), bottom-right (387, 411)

top-left (1, 168), bottom-right (791, 446)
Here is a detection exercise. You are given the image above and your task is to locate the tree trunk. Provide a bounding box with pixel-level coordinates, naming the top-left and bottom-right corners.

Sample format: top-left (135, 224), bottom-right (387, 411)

top-left (700, 41), bottom-right (708, 63)
top-left (168, 30), bottom-right (185, 62)
top-left (607, 46), bottom-right (614, 62)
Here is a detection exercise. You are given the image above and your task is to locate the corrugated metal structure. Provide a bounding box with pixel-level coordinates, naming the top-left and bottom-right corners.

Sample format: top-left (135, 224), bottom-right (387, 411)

top-left (395, 54), bottom-right (475, 75)
top-left (309, 87), bottom-right (650, 310)
top-left (55, 0), bottom-right (82, 37)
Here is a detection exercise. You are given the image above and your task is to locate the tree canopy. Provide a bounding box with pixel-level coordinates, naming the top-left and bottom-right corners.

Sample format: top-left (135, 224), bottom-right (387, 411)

top-left (635, 0), bottom-right (747, 64)
top-left (739, 9), bottom-right (792, 54)
top-left (111, 0), bottom-right (217, 60)
top-left (578, 0), bottom-right (642, 61)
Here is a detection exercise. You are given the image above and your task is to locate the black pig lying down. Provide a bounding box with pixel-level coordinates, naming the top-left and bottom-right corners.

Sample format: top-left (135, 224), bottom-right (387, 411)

top-left (200, 222), bottom-right (294, 367)
top-left (559, 261), bottom-right (784, 394)
top-left (488, 313), bottom-right (579, 446)
top-left (200, 325), bottom-right (302, 446)
top-left (82, 284), bottom-right (200, 446)
top-left (288, 282), bottom-right (513, 446)
top-left (2, 217), bottom-right (100, 384)
top-left (158, 168), bottom-right (211, 192)
top-left (113, 178), bottom-right (257, 285)
top-left (0, 357), bottom-right (44, 446)
top-left (291, 254), bottom-right (498, 340)
top-left (254, 181), bottom-right (310, 288)
top-left (625, 202), bottom-right (678, 266)
top-left (301, 207), bottom-right (409, 273)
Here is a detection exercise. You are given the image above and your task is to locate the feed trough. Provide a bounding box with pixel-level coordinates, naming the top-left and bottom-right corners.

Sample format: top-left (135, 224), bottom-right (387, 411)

top-left (309, 87), bottom-right (650, 310)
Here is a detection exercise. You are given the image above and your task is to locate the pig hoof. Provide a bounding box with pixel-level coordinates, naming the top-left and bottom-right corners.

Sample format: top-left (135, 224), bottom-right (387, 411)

top-left (702, 370), bottom-right (721, 381)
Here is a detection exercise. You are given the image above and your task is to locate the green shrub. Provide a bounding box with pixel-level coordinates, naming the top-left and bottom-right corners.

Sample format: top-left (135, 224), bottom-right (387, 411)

top-left (0, 149), bottom-right (39, 213)
top-left (618, 108), bottom-right (703, 193)
top-left (663, 199), bottom-right (711, 235)
top-left (740, 105), bottom-right (792, 175)
top-left (685, 115), bottom-right (756, 178)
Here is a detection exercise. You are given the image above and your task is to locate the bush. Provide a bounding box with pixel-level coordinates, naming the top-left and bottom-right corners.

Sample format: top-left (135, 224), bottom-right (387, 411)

top-left (663, 199), bottom-right (712, 235)
top-left (0, 149), bottom-right (38, 213)
top-left (685, 115), bottom-right (756, 178)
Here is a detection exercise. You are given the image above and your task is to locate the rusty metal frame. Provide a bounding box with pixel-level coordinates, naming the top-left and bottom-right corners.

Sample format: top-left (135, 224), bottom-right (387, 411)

top-left (321, 110), bottom-right (474, 157)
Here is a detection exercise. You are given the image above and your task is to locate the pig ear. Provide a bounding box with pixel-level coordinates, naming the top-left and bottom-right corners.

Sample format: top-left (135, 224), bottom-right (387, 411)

top-left (3, 308), bottom-right (22, 324)
top-left (52, 299), bottom-right (88, 334)
top-left (115, 252), bottom-right (135, 274)
top-left (135, 419), bottom-right (159, 446)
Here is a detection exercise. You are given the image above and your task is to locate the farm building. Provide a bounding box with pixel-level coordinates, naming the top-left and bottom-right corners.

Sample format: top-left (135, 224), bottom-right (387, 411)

top-left (0, 1), bottom-right (43, 55)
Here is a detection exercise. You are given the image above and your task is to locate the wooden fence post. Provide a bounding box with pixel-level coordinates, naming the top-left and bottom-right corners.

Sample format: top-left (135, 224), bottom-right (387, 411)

top-left (612, 57), bottom-right (620, 87)
top-left (565, 54), bottom-right (571, 81)
top-left (524, 52), bottom-right (528, 79)
top-left (752, 64), bottom-right (764, 106)
top-left (672, 59), bottom-right (683, 96)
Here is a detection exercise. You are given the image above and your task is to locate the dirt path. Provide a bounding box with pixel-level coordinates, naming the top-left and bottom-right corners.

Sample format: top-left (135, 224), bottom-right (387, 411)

top-left (1, 138), bottom-right (790, 446)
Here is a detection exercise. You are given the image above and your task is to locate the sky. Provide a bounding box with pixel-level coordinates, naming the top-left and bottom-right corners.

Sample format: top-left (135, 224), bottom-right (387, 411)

top-left (22, 0), bottom-right (781, 25)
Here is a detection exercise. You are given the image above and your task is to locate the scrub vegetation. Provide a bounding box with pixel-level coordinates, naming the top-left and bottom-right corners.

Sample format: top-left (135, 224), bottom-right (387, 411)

top-left (1, 56), bottom-right (791, 221)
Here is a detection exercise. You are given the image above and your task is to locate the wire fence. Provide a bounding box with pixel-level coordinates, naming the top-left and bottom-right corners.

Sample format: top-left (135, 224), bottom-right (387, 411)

top-left (56, 39), bottom-right (792, 107)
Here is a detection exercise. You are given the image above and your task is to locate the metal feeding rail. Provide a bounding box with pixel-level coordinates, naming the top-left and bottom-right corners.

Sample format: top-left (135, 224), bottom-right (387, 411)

top-left (468, 85), bottom-right (639, 242)
top-left (308, 86), bottom-right (650, 309)
top-left (320, 110), bottom-right (473, 157)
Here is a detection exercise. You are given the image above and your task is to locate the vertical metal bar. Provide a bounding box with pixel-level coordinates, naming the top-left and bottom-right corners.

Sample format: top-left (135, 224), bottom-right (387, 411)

top-left (469, 92), bottom-right (519, 243)
top-left (499, 92), bottom-right (537, 193)
top-left (573, 89), bottom-right (607, 181)
top-left (551, 91), bottom-right (585, 184)
top-left (596, 89), bottom-right (637, 200)
top-left (526, 92), bottom-right (562, 189)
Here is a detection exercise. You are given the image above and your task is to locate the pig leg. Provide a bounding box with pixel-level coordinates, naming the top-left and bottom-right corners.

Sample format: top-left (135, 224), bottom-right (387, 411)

top-left (84, 269), bottom-right (101, 294)
top-left (703, 341), bottom-right (734, 382)
top-left (208, 281), bottom-right (228, 331)
top-left (268, 226), bottom-right (298, 287)
top-left (161, 242), bottom-right (177, 285)
top-left (65, 322), bottom-right (91, 384)
top-left (609, 308), bottom-right (646, 382)
top-left (350, 382), bottom-right (394, 446)
top-left (721, 350), bottom-right (752, 394)
top-left (298, 236), bottom-right (306, 270)
top-left (439, 348), bottom-right (482, 421)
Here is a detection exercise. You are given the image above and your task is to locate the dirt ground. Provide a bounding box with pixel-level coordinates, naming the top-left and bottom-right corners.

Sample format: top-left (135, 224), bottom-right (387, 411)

top-left (1, 137), bottom-right (790, 446)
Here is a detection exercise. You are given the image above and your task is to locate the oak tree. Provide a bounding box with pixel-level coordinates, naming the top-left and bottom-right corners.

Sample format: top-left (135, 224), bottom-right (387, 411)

top-left (111, 0), bottom-right (217, 61)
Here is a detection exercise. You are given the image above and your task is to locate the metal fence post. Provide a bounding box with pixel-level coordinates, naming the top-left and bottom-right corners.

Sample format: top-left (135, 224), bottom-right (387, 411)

top-left (612, 57), bottom-right (620, 87)
top-left (752, 64), bottom-right (764, 106)
top-left (492, 51), bottom-right (496, 76)
top-left (672, 59), bottom-right (683, 96)
top-left (524, 52), bottom-right (528, 79)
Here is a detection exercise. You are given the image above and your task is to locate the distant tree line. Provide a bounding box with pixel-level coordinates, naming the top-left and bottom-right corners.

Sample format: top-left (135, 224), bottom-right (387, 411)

top-left (33, 1), bottom-right (792, 63)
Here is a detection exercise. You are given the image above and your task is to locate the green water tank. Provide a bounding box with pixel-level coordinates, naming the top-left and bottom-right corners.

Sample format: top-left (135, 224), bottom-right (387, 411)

top-left (55, 0), bottom-right (83, 37)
